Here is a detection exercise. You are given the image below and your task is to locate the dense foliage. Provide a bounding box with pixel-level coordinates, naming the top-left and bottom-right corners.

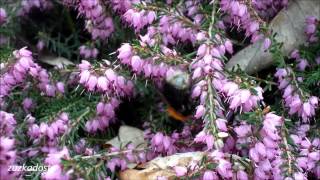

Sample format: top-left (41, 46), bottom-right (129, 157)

top-left (0, 0), bottom-right (319, 179)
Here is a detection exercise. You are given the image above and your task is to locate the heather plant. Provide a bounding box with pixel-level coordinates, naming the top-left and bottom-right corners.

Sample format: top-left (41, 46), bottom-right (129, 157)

top-left (0, 0), bottom-right (319, 180)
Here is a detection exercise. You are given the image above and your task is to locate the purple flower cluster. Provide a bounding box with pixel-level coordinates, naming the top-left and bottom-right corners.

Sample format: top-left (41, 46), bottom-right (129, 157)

top-left (305, 16), bottom-right (318, 43)
top-left (73, 139), bottom-right (94, 155)
top-left (19, 0), bottom-right (53, 16)
top-left (22, 97), bottom-right (33, 112)
top-left (119, 0), bottom-right (203, 45)
top-left (85, 98), bottom-right (120, 133)
top-left (0, 48), bottom-right (65, 107)
top-left (220, 0), bottom-right (263, 42)
top-left (192, 36), bottom-right (263, 114)
top-left (78, 0), bottom-right (114, 40)
top-left (234, 113), bottom-right (302, 179)
top-left (78, 60), bottom-right (134, 97)
top-left (118, 43), bottom-right (174, 82)
top-left (209, 151), bottom-right (234, 178)
top-left (184, 0), bottom-right (203, 21)
top-left (109, 0), bottom-right (139, 14)
top-left (194, 130), bottom-right (215, 150)
top-left (190, 37), bottom-right (263, 153)
top-left (106, 157), bottom-right (127, 172)
top-left (0, 111), bottom-right (16, 136)
top-left (190, 36), bottom-right (241, 150)
top-left (252, 0), bottom-right (288, 21)
top-left (123, 9), bottom-right (156, 32)
top-left (291, 125), bottom-right (320, 177)
top-left (42, 147), bottom-right (70, 180)
top-left (220, 81), bottom-right (264, 112)
top-left (158, 15), bottom-right (198, 44)
top-left (111, 0), bottom-right (202, 45)
top-left (191, 41), bottom-right (227, 100)
top-left (150, 132), bottom-right (177, 155)
top-left (0, 7), bottom-right (6, 25)
top-left (0, 111), bottom-right (17, 179)
top-left (275, 68), bottom-right (318, 121)
top-left (0, 48), bottom-right (34, 104)
top-left (27, 113), bottom-right (70, 153)
top-left (78, 59), bottom-right (136, 134)
top-left (150, 13), bottom-right (199, 45)
top-left (251, 113), bottom-right (285, 179)
top-left (153, 0), bottom-right (206, 45)
top-left (79, 45), bottom-right (99, 59)
top-left (237, 113), bottom-right (318, 179)
top-left (290, 49), bottom-right (309, 71)
top-left (0, 137), bottom-right (17, 179)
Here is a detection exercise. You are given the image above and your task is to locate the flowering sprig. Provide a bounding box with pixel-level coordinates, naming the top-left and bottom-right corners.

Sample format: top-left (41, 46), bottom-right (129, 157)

top-left (190, 2), bottom-right (265, 153)
top-left (117, 43), bottom-right (178, 84)
top-left (19, 0), bottom-right (53, 16)
top-left (220, 0), bottom-right (265, 43)
top-left (280, 125), bottom-right (302, 178)
top-left (42, 147), bottom-right (70, 179)
top-left (77, 0), bottom-right (114, 40)
top-left (0, 136), bottom-right (17, 179)
top-left (248, 113), bottom-right (285, 179)
top-left (123, 6), bottom-right (156, 32)
top-left (290, 124), bottom-right (320, 178)
top-left (234, 108), bottom-right (309, 179)
top-left (78, 60), bottom-right (134, 97)
top-left (275, 67), bottom-right (318, 121)
top-left (27, 113), bottom-right (70, 153)
top-left (0, 111), bottom-right (16, 136)
top-left (79, 45), bottom-right (99, 59)
top-left (85, 98), bottom-right (120, 133)
top-left (252, 0), bottom-right (288, 21)
top-left (269, 17), bottom-right (320, 122)
top-left (0, 47), bottom-right (65, 107)
top-left (305, 16), bottom-right (319, 43)
top-left (124, 2), bottom-right (203, 45)
top-left (77, 59), bottom-right (136, 133)
top-left (109, 0), bottom-right (137, 14)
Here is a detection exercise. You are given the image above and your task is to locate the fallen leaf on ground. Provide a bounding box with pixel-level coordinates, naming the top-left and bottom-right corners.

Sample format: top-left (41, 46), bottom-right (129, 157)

top-left (119, 152), bottom-right (205, 180)
top-left (106, 125), bottom-right (147, 149)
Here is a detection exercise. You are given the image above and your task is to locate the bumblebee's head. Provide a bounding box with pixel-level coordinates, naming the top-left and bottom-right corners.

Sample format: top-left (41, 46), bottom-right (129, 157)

top-left (165, 70), bottom-right (190, 90)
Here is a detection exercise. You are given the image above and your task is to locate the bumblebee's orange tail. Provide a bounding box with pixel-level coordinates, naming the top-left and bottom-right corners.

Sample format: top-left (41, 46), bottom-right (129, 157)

top-left (166, 106), bottom-right (190, 122)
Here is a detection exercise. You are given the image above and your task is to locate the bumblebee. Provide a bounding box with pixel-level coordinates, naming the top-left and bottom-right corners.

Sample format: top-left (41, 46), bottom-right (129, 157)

top-left (162, 70), bottom-right (192, 122)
